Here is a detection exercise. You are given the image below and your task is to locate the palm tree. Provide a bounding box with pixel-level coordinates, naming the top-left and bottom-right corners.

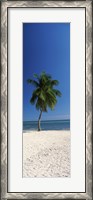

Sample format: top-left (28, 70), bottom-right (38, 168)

top-left (27, 72), bottom-right (62, 131)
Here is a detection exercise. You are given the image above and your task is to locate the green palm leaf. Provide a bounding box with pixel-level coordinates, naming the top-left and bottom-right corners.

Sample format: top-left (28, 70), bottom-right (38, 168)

top-left (52, 89), bottom-right (62, 97)
top-left (27, 79), bottom-right (39, 87)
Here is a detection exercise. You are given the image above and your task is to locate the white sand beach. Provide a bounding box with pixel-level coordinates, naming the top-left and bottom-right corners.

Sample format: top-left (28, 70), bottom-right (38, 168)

top-left (23, 130), bottom-right (70, 178)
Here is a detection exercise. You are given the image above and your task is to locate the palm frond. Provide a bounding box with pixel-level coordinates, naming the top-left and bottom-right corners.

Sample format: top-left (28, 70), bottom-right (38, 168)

top-left (52, 89), bottom-right (62, 97)
top-left (36, 100), bottom-right (40, 110)
top-left (40, 72), bottom-right (52, 81)
top-left (33, 73), bottom-right (40, 80)
top-left (27, 79), bottom-right (39, 87)
top-left (51, 80), bottom-right (59, 86)
top-left (39, 91), bottom-right (46, 101)
top-left (30, 92), bottom-right (37, 105)
top-left (27, 72), bottom-right (62, 113)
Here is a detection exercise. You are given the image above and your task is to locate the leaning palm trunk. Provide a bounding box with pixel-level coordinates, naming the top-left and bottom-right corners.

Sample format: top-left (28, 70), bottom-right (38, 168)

top-left (38, 109), bottom-right (42, 131)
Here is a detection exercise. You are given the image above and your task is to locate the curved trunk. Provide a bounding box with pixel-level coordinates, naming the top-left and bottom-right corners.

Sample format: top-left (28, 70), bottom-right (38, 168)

top-left (38, 109), bottom-right (42, 131)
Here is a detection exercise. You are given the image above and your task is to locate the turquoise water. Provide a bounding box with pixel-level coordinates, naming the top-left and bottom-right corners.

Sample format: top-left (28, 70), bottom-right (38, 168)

top-left (23, 120), bottom-right (70, 131)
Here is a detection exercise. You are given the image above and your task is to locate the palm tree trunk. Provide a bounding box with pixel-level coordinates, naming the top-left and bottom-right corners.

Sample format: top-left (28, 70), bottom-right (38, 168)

top-left (38, 109), bottom-right (42, 131)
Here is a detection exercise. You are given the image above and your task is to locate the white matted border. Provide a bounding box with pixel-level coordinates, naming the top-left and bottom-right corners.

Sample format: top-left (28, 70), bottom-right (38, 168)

top-left (8, 8), bottom-right (85, 192)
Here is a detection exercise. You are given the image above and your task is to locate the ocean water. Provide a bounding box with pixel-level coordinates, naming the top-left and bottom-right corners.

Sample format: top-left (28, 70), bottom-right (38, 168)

top-left (23, 120), bottom-right (70, 131)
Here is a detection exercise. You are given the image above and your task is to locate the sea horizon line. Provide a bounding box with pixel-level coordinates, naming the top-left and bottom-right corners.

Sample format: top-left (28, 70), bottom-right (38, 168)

top-left (23, 119), bottom-right (70, 123)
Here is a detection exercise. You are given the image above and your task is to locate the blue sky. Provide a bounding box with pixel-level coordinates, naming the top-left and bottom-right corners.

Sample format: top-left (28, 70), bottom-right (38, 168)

top-left (23, 23), bottom-right (70, 121)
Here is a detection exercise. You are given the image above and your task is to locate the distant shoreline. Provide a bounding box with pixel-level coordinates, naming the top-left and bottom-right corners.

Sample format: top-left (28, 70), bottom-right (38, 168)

top-left (23, 129), bottom-right (70, 133)
top-left (23, 119), bottom-right (70, 132)
top-left (23, 119), bottom-right (70, 123)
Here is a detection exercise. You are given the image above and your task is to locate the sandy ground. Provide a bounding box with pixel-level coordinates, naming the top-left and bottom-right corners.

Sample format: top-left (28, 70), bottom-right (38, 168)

top-left (23, 130), bottom-right (70, 178)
